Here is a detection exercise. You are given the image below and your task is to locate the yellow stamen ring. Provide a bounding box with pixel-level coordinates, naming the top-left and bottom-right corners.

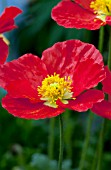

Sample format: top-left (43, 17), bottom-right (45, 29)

top-left (90, 0), bottom-right (111, 22)
top-left (37, 73), bottom-right (74, 108)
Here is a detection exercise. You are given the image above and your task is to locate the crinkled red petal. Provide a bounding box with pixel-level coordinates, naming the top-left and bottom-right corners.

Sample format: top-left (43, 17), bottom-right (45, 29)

top-left (92, 100), bottom-right (111, 119)
top-left (0, 6), bottom-right (22, 33)
top-left (75, 0), bottom-right (93, 11)
top-left (102, 66), bottom-right (111, 96)
top-left (73, 58), bottom-right (105, 96)
top-left (51, 1), bottom-right (104, 30)
top-left (42, 40), bottom-right (80, 77)
top-left (42, 40), bottom-right (105, 96)
top-left (0, 53), bottom-right (48, 91)
top-left (5, 80), bottom-right (40, 101)
top-left (57, 89), bottom-right (104, 112)
top-left (106, 16), bottom-right (111, 26)
top-left (0, 38), bottom-right (8, 64)
top-left (2, 95), bottom-right (64, 120)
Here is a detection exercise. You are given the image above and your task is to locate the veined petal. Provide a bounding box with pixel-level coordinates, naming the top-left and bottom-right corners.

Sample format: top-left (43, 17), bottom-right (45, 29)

top-left (0, 38), bottom-right (8, 64)
top-left (0, 6), bottom-right (22, 33)
top-left (92, 100), bottom-right (111, 119)
top-left (57, 89), bottom-right (104, 112)
top-left (51, 1), bottom-right (104, 30)
top-left (42, 40), bottom-right (80, 77)
top-left (0, 53), bottom-right (48, 90)
top-left (42, 40), bottom-right (104, 75)
top-left (42, 40), bottom-right (105, 96)
top-left (73, 58), bottom-right (105, 96)
top-left (5, 80), bottom-right (40, 101)
top-left (2, 95), bottom-right (64, 120)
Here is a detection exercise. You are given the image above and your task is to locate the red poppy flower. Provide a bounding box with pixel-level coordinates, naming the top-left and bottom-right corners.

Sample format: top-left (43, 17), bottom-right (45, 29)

top-left (92, 67), bottom-right (111, 119)
top-left (0, 6), bottom-right (22, 64)
top-left (0, 40), bottom-right (105, 119)
top-left (51, 0), bottom-right (111, 30)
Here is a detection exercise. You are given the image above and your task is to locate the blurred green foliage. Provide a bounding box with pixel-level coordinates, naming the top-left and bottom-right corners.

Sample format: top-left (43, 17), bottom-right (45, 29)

top-left (1, 0), bottom-right (111, 170)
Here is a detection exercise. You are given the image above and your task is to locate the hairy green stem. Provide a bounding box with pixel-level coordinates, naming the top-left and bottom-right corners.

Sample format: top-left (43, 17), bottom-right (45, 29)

top-left (64, 110), bottom-right (73, 159)
top-left (78, 112), bottom-right (93, 170)
top-left (91, 120), bottom-right (105, 170)
top-left (91, 149), bottom-right (97, 170)
top-left (96, 119), bottom-right (105, 170)
top-left (98, 26), bottom-right (104, 53)
top-left (48, 118), bottom-right (55, 159)
top-left (58, 114), bottom-right (64, 170)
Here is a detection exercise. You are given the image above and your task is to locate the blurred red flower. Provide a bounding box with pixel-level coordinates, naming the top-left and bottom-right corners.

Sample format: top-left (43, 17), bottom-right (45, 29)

top-left (51, 0), bottom-right (111, 30)
top-left (0, 40), bottom-right (105, 119)
top-left (92, 67), bottom-right (111, 119)
top-left (0, 6), bottom-right (22, 64)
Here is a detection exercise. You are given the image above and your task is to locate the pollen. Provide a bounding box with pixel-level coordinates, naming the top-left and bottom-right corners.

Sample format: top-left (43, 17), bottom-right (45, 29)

top-left (37, 73), bottom-right (73, 108)
top-left (90, 0), bottom-right (111, 21)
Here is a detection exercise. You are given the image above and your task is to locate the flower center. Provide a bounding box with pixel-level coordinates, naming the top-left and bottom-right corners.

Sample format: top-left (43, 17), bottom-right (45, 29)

top-left (90, 0), bottom-right (111, 21)
top-left (37, 73), bottom-right (73, 108)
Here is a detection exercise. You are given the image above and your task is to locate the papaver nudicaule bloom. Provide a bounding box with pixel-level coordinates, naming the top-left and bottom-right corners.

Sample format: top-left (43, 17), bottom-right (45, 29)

top-left (51, 0), bottom-right (111, 30)
top-left (0, 40), bottom-right (105, 119)
top-left (0, 6), bottom-right (22, 64)
top-left (92, 67), bottom-right (111, 119)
